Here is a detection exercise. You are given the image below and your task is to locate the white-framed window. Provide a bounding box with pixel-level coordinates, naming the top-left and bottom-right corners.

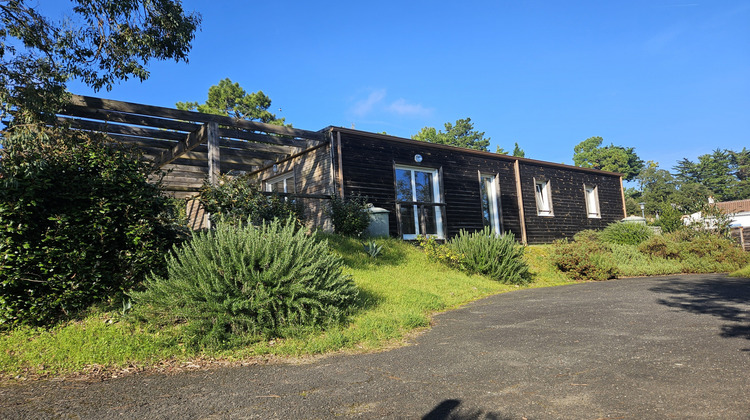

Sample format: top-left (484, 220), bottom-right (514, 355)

top-left (479, 173), bottom-right (502, 233)
top-left (534, 179), bottom-right (553, 216)
top-left (584, 184), bottom-right (601, 218)
top-left (395, 165), bottom-right (444, 240)
top-left (265, 171), bottom-right (295, 194)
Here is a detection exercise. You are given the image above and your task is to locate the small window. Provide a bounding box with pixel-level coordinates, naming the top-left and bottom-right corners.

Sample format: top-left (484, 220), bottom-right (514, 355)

top-left (584, 185), bottom-right (600, 218)
top-left (534, 179), bottom-right (553, 216)
top-left (265, 171), bottom-right (295, 194)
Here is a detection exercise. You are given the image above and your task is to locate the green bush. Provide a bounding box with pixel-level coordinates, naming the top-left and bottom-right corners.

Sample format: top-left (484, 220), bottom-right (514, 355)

top-left (130, 218), bottom-right (359, 350)
top-left (200, 174), bottom-right (304, 227)
top-left (638, 231), bottom-right (749, 273)
top-left (0, 127), bottom-right (185, 327)
top-left (417, 235), bottom-right (465, 270)
top-left (550, 239), bottom-right (618, 281)
top-left (447, 227), bottom-right (531, 285)
top-left (652, 203), bottom-right (684, 234)
top-left (600, 222), bottom-right (653, 246)
top-left (329, 194), bottom-right (370, 237)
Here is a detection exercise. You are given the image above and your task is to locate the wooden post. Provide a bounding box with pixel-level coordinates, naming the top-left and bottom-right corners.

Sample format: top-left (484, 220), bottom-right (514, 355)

top-left (514, 159), bottom-right (528, 245)
top-left (336, 131), bottom-right (345, 197)
top-left (620, 176), bottom-right (627, 218)
top-left (207, 122), bottom-right (220, 186)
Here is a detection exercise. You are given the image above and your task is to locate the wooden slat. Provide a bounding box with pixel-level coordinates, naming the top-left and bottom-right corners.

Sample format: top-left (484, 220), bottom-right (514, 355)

top-left (62, 104), bottom-right (200, 133)
top-left (69, 94), bottom-right (325, 141)
top-left (60, 116), bottom-right (186, 141)
top-left (218, 127), bottom-right (319, 148)
top-left (155, 124), bottom-right (207, 168)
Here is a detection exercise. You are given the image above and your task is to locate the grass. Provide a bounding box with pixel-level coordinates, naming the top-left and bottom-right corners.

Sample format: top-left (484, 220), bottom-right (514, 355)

top-left (730, 263), bottom-right (750, 278)
top-left (0, 236), bottom-right (573, 380)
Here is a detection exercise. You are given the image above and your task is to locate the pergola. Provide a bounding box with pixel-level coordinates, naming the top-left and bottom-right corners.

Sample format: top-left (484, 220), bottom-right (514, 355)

top-left (58, 94), bottom-right (327, 198)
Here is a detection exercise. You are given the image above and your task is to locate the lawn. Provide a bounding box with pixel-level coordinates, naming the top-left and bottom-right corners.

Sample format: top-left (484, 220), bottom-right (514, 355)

top-left (0, 236), bottom-right (571, 380)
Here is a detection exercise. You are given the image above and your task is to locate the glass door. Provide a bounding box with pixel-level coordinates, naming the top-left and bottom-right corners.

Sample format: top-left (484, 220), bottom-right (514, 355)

top-left (395, 165), bottom-right (444, 239)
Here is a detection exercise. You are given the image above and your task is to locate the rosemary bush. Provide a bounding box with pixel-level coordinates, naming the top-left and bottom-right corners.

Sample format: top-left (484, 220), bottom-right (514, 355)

top-left (600, 222), bottom-right (653, 246)
top-left (448, 227), bottom-right (530, 285)
top-left (131, 218), bottom-right (358, 349)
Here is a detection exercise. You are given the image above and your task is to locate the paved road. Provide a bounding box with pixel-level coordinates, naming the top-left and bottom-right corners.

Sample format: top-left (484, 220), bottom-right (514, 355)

top-left (1, 274), bottom-right (749, 419)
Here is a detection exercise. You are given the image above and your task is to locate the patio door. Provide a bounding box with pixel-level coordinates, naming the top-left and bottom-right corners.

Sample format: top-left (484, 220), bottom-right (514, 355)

top-left (395, 165), bottom-right (444, 240)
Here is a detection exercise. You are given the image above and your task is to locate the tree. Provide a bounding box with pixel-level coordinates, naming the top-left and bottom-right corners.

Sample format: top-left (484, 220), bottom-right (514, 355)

top-left (0, 0), bottom-right (201, 124)
top-left (673, 149), bottom-right (748, 201)
top-left (572, 136), bottom-right (644, 181)
top-left (512, 142), bottom-right (525, 158)
top-left (412, 118), bottom-right (490, 151)
top-left (176, 78), bottom-right (286, 125)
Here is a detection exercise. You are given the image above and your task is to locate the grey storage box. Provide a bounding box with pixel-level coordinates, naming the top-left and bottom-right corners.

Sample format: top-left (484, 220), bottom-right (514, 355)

top-left (365, 206), bottom-right (390, 237)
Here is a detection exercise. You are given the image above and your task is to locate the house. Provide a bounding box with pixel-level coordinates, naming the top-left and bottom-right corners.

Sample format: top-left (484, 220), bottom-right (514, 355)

top-left (250, 128), bottom-right (626, 244)
top-left (684, 198), bottom-right (750, 251)
top-left (57, 95), bottom-right (626, 244)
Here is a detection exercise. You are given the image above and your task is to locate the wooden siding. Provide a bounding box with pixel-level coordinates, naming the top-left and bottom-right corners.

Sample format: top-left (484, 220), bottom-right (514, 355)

top-left (336, 131), bottom-right (523, 239)
top-left (335, 129), bottom-right (624, 243)
top-left (517, 162), bottom-right (625, 244)
top-left (252, 143), bottom-right (334, 231)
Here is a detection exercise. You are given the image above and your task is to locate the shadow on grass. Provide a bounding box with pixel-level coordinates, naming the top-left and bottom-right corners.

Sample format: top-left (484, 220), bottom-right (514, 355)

top-left (649, 274), bottom-right (750, 349)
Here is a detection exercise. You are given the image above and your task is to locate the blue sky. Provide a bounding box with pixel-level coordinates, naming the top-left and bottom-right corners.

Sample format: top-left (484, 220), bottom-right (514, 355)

top-left (58, 1), bottom-right (749, 172)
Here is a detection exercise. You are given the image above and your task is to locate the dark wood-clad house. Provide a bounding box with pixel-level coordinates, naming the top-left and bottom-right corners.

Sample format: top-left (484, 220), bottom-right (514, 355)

top-left (57, 95), bottom-right (626, 244)
top-left (251, 127), bottom-right (627, 244)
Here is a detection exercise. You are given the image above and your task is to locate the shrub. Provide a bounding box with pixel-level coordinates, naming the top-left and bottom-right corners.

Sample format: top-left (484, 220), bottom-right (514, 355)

top-left (638, 231), bottom-right (749, 273)
top-left (417, 235), bottom-right (465, 270)
top-left (130, 218), bottom-right (358, 350)
top-left (600, 222), bottom-right (653, 246)
top-left (447, 227), bottom-right (531, 285)
top-left (652, 203), bottom-right (684, 234)
top-left (329, 194), bottom-right (370, 237)
top-left (0, 127), bottom-right (185, 327)
top-left (199, 174), bottom-right (304, 227)
top-left (550, 239), bottom-right (618, 281)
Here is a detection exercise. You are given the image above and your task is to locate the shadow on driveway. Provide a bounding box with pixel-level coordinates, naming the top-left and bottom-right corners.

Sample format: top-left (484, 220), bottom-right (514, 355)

top-left (648, 274), bottom-right (750, 348)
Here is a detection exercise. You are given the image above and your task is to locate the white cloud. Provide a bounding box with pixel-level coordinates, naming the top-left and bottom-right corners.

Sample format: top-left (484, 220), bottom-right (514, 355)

top-left (386, 98), bottom-right (433, 117)
top-left (351, 89), bottom-right (386, 116)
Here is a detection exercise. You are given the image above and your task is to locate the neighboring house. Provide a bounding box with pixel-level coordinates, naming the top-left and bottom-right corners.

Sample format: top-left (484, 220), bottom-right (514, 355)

top-left (684, 198), bottom-right (750, 228)
top-left (57, 95), bottom-right (627, 244)
top-left (250, 128), bottom-right (626, 244)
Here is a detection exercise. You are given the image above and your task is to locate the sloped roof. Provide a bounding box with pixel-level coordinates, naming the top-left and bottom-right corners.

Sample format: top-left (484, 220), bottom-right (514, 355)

top-left (715, 199), bottom-right (750, 214)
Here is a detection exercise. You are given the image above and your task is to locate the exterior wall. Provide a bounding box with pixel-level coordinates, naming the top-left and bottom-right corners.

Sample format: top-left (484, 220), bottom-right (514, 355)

top-left (251, 143), bottom-right (334, 231)
top-left (517, 162), bottom-right (624, 244)
top-left (334, 129), bottom-right (624, 243)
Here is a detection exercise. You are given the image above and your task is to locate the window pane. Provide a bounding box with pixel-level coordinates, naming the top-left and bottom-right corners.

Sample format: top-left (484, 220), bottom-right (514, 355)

top-left (400, 205), bottom-right (416, 235)
top-left (414, 171), bottom-right (435, 203)
top-left (421, 204), bottom-right (438, 235)
top-left (481, 177), bottom-right (492, 227)
top-left (395, 169), bottom-right (413, 202)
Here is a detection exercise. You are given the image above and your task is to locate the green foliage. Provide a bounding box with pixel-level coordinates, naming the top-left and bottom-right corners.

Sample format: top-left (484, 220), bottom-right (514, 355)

top-left (652, 203), bottom-right (683, 233)
top-left (550, 239), bottom-right (619, 281)
top-left (674, 149), bottom-right (749, 201)
top-left (176, 78), bottom-right (286, 125)
top-left (199, 174), bottom-right (304, 227)
top-left (417, 235), bottom-right (465, 270)
top-left (362, 240), bottom-right (383, 258)
top-left (1, 0), bottom-right (200, 124)
top-left (0, 127), bottom-right (185, 327)
top-left (447, 227), bottom-right (531, 285)
top-left (572, 136), bottom-right (644, 181)
top-left (638, 231), bottom-right (749, 273)
top-left (512, 142), bottom-right (526, 157)
top-left (600, 222), bottom-right (653, 246)
top-left (329, 194), bottom-right (370, 237)
top-left (412, 118), bottom-right (490, 151)
top-left (131, 219), bottom-right (359, 350)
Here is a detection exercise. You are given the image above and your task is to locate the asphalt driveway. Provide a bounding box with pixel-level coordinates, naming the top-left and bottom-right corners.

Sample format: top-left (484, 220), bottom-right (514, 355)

top-left (1, 274), bottom-right (749, 419)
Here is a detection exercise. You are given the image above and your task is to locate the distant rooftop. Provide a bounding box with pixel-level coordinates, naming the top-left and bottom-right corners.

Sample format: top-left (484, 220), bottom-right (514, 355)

top-left (715, 199), bottom-right (750, 214)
